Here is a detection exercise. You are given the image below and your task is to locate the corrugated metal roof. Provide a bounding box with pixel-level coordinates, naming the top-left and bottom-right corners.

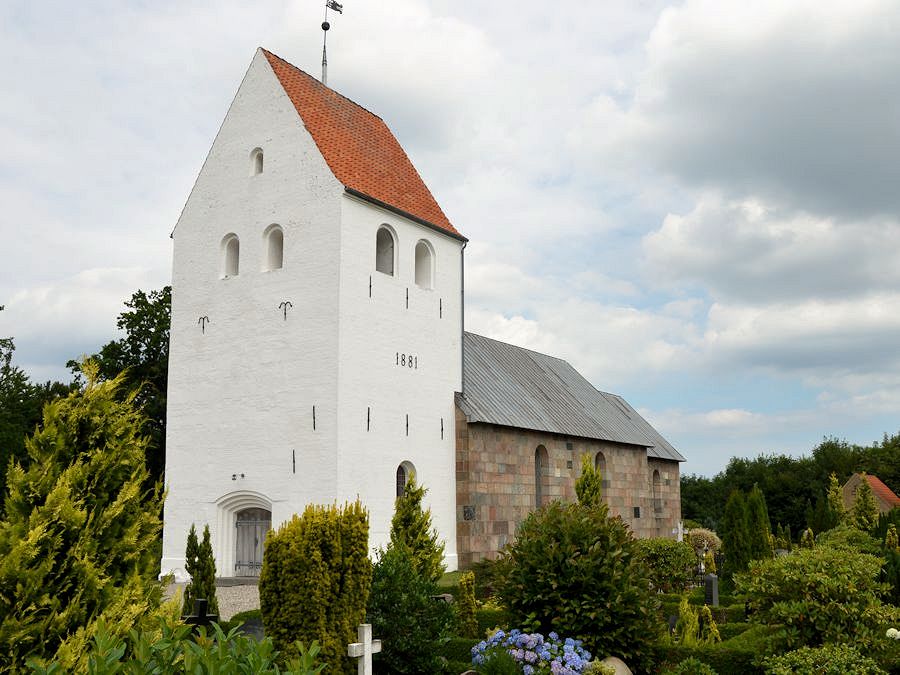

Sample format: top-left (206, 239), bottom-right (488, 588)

top-left (459, 332), bottom-right (685, 462)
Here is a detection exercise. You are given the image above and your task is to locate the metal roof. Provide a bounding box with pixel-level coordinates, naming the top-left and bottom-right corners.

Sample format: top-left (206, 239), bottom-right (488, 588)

top-left (458, 332), bottom-right (685, 462)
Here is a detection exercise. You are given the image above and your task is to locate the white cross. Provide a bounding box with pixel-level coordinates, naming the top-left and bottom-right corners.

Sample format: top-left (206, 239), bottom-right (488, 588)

top-left (347, 623), bottom-right (382, 675)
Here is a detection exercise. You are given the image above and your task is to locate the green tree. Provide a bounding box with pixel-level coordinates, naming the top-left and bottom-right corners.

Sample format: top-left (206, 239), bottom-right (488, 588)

top-left (575, 453), bottom-right (603, 507)
top-left (0, 311), bottom-right (73, 506)
top-left (69, 286), bottom-right (170, 483)
top-left (826, 472), bottom-right (845, 525)
top-left (183, 524), bottom-right (218, 617)
top-left (0, 365), bottom-right (164, 670)
top-left (852, 474), bottom-right (879, 532)
top-left (366, 544), bottom-right (453, 674)
top-left (497, 500), bottom-right (659, 671)
top-left (259, 501), bottom-right (371, 673)
top-left (747, 485), bottom-right (773, 560)
top-left (721, 490), bottom-right (751, 578)
top-left (388, 475), bottom-right (445, 583)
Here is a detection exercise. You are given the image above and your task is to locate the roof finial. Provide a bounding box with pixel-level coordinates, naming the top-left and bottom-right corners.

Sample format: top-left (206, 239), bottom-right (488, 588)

top-left (321, 0), bottom-right (343, 86)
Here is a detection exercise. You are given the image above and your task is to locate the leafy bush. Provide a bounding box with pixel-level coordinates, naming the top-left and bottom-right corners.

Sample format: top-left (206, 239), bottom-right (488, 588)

top-left (666, 656), bottom-right (718, 674)
top-left (389, 476), bottom-right (445, 583)
top-left (816, 522), bottom-right (882, 554)
top-left (27, 617), bottom-right (325, 674)
top-left (476, 606), bottom-right (513, 636)
top-left (636, 538), bottom-right (696, 592)
top-left (736, 546), bottom-right (898, 650)
top-left (457, 571), bottom-right (479, 638)
top-left (470, 557), bottom-right (503, 599)
top-left (366, 544), bottom-right (453, 674)
top-left (496, 500), bottom-right (659, 671)
top-left (259, 500), bottom-right (370, 673)
top-left (654, 625), bottom-right (773, 674)
top-left (183, 524), bottom-right (219, 617)
top-left (762, 643), bottom-right (886, 674)
top-left (0, 368), bottom-right (164, 671)
top-left (472, 629), bottom-right (593, 674)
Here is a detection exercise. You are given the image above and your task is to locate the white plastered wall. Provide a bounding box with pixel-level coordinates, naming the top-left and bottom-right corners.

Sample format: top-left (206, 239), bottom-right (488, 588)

top-left (336, 195), bottom-right (463, 570)
top-left (161, 49), bottom-right (344, 580)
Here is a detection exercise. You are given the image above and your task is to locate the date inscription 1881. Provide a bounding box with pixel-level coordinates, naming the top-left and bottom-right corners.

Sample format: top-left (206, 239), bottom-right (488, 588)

top-left (395, 352), bottom-right (418, 369)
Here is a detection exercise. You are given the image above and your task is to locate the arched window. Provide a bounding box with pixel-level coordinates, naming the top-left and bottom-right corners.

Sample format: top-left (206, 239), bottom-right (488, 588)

top-left (652, 469), bottom-right (662, 514)
top-left (414, 240), bottom-right (433, 289)
top-left (535, 445), bottom-right (549, 509)
top-left (222, 234), bottom-right (240, 277)
top-left (375, 226), bottom-right (396, 275)
top-left (396, 461), bottom-right (416, 497)
top-left (264, 225), bottom-right (283, 271)
top-left (250, 147), bottom-right (264, 176)
top-left (595, 451), bottom-right (609, 493)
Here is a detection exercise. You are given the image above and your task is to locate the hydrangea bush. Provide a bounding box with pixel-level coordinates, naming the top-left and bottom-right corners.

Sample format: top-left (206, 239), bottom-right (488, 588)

top-left (472, 629), bottom-right (592, 675)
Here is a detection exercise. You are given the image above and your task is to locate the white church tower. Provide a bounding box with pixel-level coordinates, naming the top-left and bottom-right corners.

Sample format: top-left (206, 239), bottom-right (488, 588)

top-left (161, 49), bottom-right (465, 580)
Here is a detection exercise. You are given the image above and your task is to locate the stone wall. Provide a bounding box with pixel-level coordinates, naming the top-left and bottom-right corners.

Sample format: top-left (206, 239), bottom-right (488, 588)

top-left (456, 412), bottom-right (681, 567)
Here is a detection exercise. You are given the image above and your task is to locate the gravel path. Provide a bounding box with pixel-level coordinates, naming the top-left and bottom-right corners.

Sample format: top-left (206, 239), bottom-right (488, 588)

top-left (164, 580), bottom-right (260, 621)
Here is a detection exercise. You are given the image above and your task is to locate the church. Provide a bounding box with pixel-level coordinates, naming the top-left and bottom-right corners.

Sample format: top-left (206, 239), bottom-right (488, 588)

top-left (160, 48), bottom-right (684, 580)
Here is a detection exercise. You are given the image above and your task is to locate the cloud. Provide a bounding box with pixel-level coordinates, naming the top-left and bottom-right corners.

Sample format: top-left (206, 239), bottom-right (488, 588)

top-left (580, 0), bottom-right (900, 219)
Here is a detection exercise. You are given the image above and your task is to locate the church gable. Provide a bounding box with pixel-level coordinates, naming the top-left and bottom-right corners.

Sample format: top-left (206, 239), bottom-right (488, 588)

top-left (261, 49), bottom-right (459, 237)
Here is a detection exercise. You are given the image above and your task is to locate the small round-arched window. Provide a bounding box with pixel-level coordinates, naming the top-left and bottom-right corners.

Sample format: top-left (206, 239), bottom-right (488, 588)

top-left (264, 225), bottom-right (283, 271)
top-left (535, 445), bottom-right (549, 508)
top-left (376, 226), bottom-right (396, 276)
top-left (222, 234), bottom-right (240, 277)
top-left (414, 240), bottom-right (434, 289)
top-left (396, 461), bottom-right (416, 497)
top-left (250, 147), bottom-right (264, 176)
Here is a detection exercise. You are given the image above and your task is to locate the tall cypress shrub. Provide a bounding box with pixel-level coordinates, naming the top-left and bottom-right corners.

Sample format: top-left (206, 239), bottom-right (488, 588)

top-left (827, 472), bottom-right (845, 524)
top-left (747, 485), bottom-right (772, 561)
top-left (183, 524), bottom-right (218, 616)
top-left (575, 454), bottom-right (603, 508)
top-left (722, 490), bottom-right (751, 578)
top-left (852, 474), bottom-right (879, 532)
top-left (0, 365), bottom-right (163, 671)
top-left (259, 501), bottom-right (371, 673)
top-left (389, 476), bottom-right (445, 583)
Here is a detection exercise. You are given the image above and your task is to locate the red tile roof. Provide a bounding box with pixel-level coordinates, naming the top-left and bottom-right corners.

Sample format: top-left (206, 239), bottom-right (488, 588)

top-left (262, 49), bottom-right (460, 238)
top-left (865, 474), bottom-right (900, 509)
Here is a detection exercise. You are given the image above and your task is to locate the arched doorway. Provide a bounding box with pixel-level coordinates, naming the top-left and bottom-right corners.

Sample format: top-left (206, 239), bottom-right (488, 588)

top-left (235, 507), bottom-right (272, 577)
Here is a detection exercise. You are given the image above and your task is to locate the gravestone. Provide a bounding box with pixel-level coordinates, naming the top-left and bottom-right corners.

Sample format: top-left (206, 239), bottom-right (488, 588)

top-left (704, 573), bottom-right (719, 607)
top-left (183, 598), bottom-right (218, 634)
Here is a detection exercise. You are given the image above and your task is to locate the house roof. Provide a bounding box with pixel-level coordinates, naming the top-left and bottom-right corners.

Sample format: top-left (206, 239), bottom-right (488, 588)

top-left (864, 474), bottom-right (900, 508)
top-left (262, 49), bottom-right (461, 239)
top-left (457, 332), bottom-right (685, 462)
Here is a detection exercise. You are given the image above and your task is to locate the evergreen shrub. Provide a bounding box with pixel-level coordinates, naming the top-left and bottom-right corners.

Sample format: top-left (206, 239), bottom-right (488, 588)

top-left (815, 522), bottom-right (881, 554)
top-left (476, 607), bottom-right (513, 636)
top-left (636, 538), bottom-right (696, 592)
top-left (0, 367), bottom-right (164, 671)
top-left (736, 546), bottom-right (897, 650)
top-left (366, 544), bottom-right (453, 674)
top-left (456, 571), bottom-right (479, 638)
top-left (496, 500), bottom-right (659, 671)
top-left (762, 644), bottom-right (886, 675)
top-left (182, 524), bottom-right (218, 617)
top-left (389, 476), bottom-right (445, 583)
top-left (722, 490), bottom-right (751, 579)
top-left (469, 557), bottom-right (503, 599)
top-left (259, 500), bottom-right (370, 673)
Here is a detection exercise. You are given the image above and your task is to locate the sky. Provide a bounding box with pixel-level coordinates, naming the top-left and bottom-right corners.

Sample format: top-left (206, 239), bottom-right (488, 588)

top-left (3, 0), bottom-right (900, 477)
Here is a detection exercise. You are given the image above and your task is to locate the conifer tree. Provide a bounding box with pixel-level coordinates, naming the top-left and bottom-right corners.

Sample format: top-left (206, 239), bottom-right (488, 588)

top-left (747, 485), bottom-right (772, 560)
top-left (886, 524), bottom-right (899, 551)
top-left (389, 475), bottom-right (445, 583)
top-left (575, 454), bottom-right (603, 508)
top-left (0, 365), bottom-right (163, 670)
top-left (800, 527), bottom-right (815, 549)
top-left (827, 472), bottom-right (845, 524)
top-left (721, 490), bottom-right (751, 578)
top-left (182, 524), bottom-right (218, 616)
top-left (852, 474), bottom-right (879, 532)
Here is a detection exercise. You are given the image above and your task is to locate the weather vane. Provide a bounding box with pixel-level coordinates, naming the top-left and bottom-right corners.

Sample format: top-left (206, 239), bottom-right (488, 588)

top-left (321, 0), bottom-right (343, 86)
